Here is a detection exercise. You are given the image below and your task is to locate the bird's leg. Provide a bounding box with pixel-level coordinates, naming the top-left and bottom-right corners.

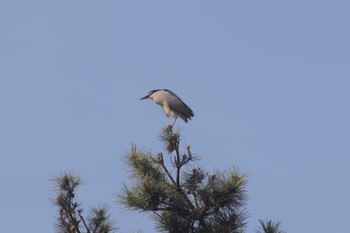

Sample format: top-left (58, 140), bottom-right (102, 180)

top-left (171, 117), bottom-right (178, 127)
top-left (165, 117), bottom-right (178, 130)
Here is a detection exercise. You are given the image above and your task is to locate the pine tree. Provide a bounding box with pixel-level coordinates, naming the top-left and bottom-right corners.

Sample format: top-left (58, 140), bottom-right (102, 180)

top-left (52, 128), bottom-right (285, 233)
top-left (52, 172), bottom-right (117, 233)
top-left (119, 128), bottom-right (248, 233)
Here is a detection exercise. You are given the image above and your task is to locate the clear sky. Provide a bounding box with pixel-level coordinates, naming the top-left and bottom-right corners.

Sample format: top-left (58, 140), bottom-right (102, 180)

top-left (1, 1), bottom-right (349, 232)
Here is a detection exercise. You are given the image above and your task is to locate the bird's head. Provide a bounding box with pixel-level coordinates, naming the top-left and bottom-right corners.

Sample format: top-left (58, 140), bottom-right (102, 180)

top-left (140, 89), bottom-right (160, 100)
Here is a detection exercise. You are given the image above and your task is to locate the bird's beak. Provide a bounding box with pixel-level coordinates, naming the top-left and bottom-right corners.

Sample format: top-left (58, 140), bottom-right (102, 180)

top-left (140, 94), bottom-right (150, 100)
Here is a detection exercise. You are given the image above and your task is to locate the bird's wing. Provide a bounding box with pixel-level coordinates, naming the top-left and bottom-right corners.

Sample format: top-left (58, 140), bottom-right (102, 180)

top-left (165, 91), bottom-right (194, 119)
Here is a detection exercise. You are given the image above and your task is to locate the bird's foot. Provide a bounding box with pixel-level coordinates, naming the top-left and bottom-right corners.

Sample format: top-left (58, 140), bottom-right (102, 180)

top-left (164, 124), bottom-right (173, 131)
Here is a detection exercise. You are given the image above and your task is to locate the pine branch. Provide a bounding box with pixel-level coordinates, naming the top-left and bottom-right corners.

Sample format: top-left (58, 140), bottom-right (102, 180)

top-left (88, 206), bottom-right (117, 233)
top-left (120, 128), bottom-right (253, 232)
top-left (52, 172), bottom-right (117, 233)
top-left (257, 220), bottom-right (285, 233)
top-left (78, 209), bottom-right (90, 233)
top-left (155, 152), bottom-right (177, 186)
top-left (161, 128), bottom-right (196, 211)
top-left (53, 173), bottom-right (82, 233)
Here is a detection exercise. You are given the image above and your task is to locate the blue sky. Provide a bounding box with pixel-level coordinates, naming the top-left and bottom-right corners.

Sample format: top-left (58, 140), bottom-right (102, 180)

top-left (1, 1), bottom-right (349, 232)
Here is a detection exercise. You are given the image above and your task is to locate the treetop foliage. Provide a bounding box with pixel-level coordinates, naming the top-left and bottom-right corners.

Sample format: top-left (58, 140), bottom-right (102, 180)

top-left (52, 128), bottom-right (285, 233)
top-left (119, 128), bottom-right (248, 233)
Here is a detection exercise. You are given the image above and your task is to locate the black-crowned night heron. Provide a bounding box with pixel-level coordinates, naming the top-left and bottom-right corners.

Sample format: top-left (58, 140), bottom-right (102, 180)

top-left (141, 89), bottom-right (194, 127)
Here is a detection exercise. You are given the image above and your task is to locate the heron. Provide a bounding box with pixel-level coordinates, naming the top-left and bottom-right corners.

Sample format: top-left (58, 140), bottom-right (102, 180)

top-left (141, 89), bottom-right (194, 127)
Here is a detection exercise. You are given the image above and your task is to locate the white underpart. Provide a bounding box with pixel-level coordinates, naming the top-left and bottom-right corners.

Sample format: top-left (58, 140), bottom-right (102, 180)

top-left (161, 100), bottom-right (177, 118)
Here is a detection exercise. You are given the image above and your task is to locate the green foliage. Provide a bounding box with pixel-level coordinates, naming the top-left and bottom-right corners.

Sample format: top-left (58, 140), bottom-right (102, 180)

top-left (159, 127), bottom-right (180, 153)
top-left (257, 220), bottom-right (285, 233)
top-left (119, 128), bottom-right (248, 233)
top-left (52, 172), bottom-right (117, 233)
top-left (51, 128), bottom-right (286, 233)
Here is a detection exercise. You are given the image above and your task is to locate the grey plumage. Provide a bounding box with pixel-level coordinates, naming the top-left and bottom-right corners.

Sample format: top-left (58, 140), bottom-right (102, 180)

top-left (141, 89), bottom-right (194, 126)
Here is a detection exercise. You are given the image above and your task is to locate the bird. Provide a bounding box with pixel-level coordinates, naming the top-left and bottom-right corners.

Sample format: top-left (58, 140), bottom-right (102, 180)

top-left (140, 89), bottom-right (194, 127)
